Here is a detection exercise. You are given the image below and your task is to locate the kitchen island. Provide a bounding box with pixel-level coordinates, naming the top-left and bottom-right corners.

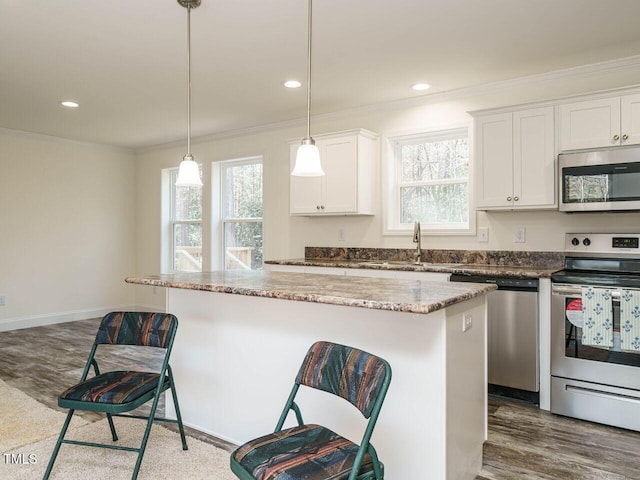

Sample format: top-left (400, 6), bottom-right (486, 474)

top-left (126, 271), bottom-right (496, 480)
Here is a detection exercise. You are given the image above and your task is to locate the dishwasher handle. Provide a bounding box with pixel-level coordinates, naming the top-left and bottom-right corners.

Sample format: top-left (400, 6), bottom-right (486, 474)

top-left (450, 274), bottom-right (539, 291)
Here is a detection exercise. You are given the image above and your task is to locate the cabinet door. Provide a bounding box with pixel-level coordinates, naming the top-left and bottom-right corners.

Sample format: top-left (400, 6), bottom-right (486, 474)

top-left (289, 143), bottom-right (323, 214)
top-left (513, 107), bottom-right (555, 207)
top-left (621, 93), bottom-right (640, 146)
top-left (475, 113), bottom-right (514, 208)
top-left (559, 98), bottom-right (621, 150)
top-left (320, 136), bottom-right (358, 213)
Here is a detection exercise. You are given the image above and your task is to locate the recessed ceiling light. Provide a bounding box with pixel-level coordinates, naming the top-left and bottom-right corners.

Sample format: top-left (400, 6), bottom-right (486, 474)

top-left (411, 83), bottom-right (431, 91)
top-left (60, 101), bottom-right (79, 108)
top-left (283, 80), bottom-right (302, 89)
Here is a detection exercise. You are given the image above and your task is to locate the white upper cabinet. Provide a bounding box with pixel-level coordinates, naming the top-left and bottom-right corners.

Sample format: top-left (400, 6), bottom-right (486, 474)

top-left (290, 129), bottom-right (376, 216)
top-left (559, 93), bottom-right (640, 151)
top-left (474, 106), bottom-right (555, 210)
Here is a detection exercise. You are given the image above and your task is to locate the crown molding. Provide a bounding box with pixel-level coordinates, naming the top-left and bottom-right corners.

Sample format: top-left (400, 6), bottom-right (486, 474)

top-left (0, 126), bottom-right (133, 154)
top-left (137, 54), bottom-right (640, 155)
top-left (324, 54), bottom-right (640, 118)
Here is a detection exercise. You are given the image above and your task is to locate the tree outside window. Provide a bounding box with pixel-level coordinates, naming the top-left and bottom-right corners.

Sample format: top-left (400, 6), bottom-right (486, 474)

top-left (390, 128), bottom-right (470, 233)
top-left (221, 159), bottom-right (263, 270)
top-left (170, 168), bottom-right (202, 272)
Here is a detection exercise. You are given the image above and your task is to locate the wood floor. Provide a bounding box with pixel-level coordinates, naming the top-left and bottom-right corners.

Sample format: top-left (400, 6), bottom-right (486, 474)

top-left (2, 318), bottom-right (640, 479)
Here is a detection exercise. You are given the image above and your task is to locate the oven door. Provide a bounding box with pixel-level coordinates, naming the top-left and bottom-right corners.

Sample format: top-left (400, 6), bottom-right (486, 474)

top-left (551, 283), bottom-right (640, 390)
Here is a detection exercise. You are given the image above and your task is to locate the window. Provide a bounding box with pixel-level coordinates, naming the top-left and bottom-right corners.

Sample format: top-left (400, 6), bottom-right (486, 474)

top-left (168, 168), bottom-right (203, 272)
top-left (220, 158), bottom-right (263, 270)
top-left (387, 127), bottom-right (471, 234)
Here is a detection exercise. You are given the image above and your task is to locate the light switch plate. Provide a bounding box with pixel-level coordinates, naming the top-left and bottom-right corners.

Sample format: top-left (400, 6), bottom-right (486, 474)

top-left (0, 295), bottom-right (6, 306)
top-left (515, 226), bottom-right (526, 243)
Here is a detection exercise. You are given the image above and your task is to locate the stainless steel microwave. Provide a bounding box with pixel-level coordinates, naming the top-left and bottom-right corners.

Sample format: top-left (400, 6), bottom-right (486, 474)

top-left (559, 146), bottom-right (640, 212)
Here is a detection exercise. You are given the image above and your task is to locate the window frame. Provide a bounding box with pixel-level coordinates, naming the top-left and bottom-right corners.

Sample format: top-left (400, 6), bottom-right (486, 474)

top-left (384, 126), bottom-right (475, 236)
top-left (218, 156), bottom-right (264, 271)
top-left (162, 167), bottom-right (203, 273)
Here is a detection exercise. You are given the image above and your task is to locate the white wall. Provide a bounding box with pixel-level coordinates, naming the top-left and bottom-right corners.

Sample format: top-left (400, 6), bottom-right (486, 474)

top-left (0, 129), bottom-right (137, 330)
top-left (132, 62), bottom-right (640, 309)
top-left (5, 61), bottom-right (639, 327)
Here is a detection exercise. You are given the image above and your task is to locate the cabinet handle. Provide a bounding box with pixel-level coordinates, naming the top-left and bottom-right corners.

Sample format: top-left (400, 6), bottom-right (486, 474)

top-left (613, 134), bottom-right (620, 141)
top-left (316, 205), bottom-right (321, 210)
top-left (514, 196), bottom-right (519, 201)
top-left (321, 205), bottom-right (325, 210)
top-left (507, 196), bottom-right (512, 202)
top-left (623, 134), bottom-right (629, 141)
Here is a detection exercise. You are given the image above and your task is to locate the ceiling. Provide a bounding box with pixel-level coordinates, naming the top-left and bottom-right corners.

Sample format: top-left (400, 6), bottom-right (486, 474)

top-left (3, 0), bottom-right (640, 150)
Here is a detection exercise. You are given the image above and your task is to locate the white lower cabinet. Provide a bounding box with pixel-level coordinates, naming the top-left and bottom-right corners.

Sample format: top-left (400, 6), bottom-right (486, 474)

top-left (264, 263), bottom-right (449, 281)
top-left (345, 268), bottom-right (449, 281)
top-left (264, 264), bottom-right (344, 275)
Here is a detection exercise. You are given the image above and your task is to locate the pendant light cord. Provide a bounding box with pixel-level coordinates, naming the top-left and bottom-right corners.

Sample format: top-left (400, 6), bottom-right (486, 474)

top-left (186, 5), bottom-right (192, 157)
top-left (306, 0), bottom-right (312, 139)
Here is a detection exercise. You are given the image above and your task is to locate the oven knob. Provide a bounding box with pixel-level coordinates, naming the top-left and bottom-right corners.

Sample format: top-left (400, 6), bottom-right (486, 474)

top-left (583, 238), bottom-right (591, 246)
top-left (571, 237), bottom-right (580, 246)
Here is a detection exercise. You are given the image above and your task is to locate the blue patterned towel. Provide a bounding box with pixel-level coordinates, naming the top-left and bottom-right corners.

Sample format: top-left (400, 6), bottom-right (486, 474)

top-left (581, 287), bottom-right (613, 349)
top-left (620, 289), bottom-right (640, 353)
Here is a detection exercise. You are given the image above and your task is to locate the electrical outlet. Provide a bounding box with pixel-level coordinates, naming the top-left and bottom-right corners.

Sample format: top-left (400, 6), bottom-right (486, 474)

top-left (0, 295), bottom-right (6, 306)
top-left (515, 226), bottom-right (526, 243)
top-left (478, 227), bottom-right (489, 243)
top-left (338, 227), bottom-right (345, 242)
top-left (463, 313), bottom-right (472, 332)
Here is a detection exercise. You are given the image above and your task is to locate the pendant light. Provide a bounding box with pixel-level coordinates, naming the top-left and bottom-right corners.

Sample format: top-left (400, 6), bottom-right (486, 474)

top-left (291, 0), bottom-right (324, 177)
top-left (175, 0), bottom-right (203, 187)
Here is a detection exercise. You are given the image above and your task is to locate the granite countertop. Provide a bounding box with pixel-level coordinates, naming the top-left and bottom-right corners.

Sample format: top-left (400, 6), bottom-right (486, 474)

top-left (125, 270), bottom-right (497, 315)
top-left (264, 258), bottom-right (561, 278)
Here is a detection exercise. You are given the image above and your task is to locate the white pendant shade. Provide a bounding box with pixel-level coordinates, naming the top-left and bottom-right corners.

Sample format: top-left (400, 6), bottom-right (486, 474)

top-left (291, 0), bottom-right (324, 178)
top-left (176, 1), bottom-right (202, 188)
top-left (175, 155), bottom-right (203, 187)
top-left (292, 142), bottom-right (324, 176)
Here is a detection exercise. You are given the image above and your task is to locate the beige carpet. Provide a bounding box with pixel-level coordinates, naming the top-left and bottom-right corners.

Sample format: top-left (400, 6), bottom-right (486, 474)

top-left (4, 417), bottom-right (236, 479)
top-left (0, 379), bottom-right (236, 479)
top-left (0, 379), bottom-right (87, 452)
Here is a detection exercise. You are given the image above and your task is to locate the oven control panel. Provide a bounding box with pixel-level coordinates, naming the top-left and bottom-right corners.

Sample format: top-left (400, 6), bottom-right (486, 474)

top-left (565, 233), bottom-right (640, 255)
top-left (612, 237), bottom-right (639, 249)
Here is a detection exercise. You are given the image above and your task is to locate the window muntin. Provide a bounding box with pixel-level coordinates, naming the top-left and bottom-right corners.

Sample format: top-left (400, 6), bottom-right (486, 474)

top-left (390, 128), bottom-right (470, 233)
top-left (220, 159), bottom-right (263, 270)
top-left (170, 168), bottom-right (202, 272)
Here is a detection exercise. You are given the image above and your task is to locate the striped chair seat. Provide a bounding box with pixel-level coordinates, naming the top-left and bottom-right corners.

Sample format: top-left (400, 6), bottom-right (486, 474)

top-left (60, 371), bottom-right (163, 405)
top-left (233, 423), bottom-right (375, 480)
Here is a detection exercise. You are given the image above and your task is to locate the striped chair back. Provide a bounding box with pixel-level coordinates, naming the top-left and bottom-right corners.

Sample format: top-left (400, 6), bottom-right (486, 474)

top-left (295, 341), bottom-right (389, 418)
top-left (95, 312), bottom-right (177, 348)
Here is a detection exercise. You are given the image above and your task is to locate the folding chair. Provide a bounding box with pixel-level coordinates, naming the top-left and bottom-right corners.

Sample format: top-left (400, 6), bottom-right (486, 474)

top-left (43, 312), bottom-right (188, 480)
top-left (230, 340), bottom-right (392, 480)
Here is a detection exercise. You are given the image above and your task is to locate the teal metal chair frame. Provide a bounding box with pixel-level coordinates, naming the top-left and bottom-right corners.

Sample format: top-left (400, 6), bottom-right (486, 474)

top-left (230, 341), bottom-right (392, 480)
top-left (43, 312), bottom-right (188, 480)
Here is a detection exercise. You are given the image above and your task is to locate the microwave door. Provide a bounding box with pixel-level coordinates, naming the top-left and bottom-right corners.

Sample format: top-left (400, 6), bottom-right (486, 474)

top-left (563, 171), bottom-right (610, 204)
top-left (561, 162), bottom-right (640, 211)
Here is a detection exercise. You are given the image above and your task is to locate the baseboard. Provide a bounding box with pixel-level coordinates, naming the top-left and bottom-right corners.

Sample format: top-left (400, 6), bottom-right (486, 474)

top-left (0, 304), bottom-right (162, 332)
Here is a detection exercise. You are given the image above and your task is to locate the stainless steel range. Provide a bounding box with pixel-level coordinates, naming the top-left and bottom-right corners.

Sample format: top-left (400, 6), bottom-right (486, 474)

top-left (551, 233), bottom-right (640, 431)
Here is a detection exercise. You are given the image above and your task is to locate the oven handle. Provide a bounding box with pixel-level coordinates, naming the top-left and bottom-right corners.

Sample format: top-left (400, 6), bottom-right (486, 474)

top-left (552, 284), bottom-right (623, 298)
top-left (566, 384), bottom-right (640, 405)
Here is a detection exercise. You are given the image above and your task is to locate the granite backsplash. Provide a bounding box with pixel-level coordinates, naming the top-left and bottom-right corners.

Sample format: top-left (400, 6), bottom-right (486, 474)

top-left (304, 247), bottom-right (565, 268)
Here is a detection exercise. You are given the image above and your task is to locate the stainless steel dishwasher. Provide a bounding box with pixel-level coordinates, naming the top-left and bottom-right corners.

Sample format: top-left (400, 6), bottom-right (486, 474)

top-left (450, 274), bottom-right (539, 403)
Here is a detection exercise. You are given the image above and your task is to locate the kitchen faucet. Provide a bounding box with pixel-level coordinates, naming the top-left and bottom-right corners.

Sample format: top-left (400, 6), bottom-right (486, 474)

top-left (413, 221), bottom-right (421, 264)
